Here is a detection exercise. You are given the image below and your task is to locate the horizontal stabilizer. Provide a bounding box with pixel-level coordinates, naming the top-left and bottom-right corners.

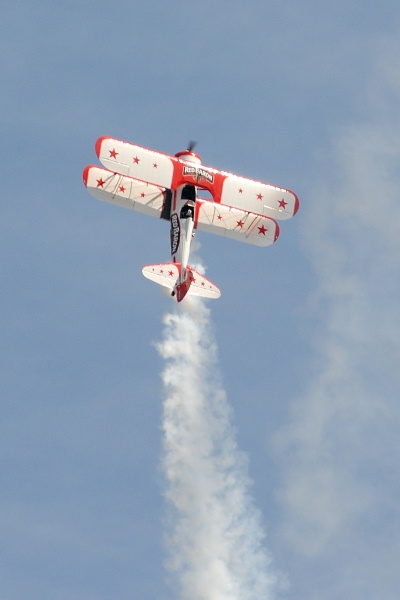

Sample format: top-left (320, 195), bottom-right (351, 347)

top-left (142, 263), bottom-right (221, 300)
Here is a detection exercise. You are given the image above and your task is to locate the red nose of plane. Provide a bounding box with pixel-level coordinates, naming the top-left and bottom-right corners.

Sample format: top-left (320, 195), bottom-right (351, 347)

top-left (175, 150), bottom-right (202, 164)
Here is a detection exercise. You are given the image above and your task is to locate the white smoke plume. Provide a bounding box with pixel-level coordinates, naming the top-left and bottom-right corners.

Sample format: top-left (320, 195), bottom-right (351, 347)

top-left (157, 295), bottom-right (280, 600)
top-left (272, 37), bottom-right (400, 598)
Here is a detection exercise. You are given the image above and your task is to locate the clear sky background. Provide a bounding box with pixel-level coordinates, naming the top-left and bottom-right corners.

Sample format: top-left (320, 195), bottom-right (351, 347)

top-left (2, 1), bottom-right (400, 599)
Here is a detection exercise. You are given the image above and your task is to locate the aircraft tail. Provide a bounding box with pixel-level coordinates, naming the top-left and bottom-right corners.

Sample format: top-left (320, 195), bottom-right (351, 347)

top-left (142, 262), bottom-right (221, 302)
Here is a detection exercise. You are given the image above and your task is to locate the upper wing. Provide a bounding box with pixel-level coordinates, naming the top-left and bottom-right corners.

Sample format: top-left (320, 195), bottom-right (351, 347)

top-left (95, 136), bottom-right (299, 220)
top-left (194, 198), bottom-right (279, 247)
top-left (95, 136), bottom-right (175, 189)
top-left (217, 174), bottom-right (298, 221)
top-left (83, 165), bottom-right (167, 218)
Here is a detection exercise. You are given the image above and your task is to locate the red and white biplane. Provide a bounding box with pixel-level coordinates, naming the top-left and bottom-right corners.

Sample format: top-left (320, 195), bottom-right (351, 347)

top-left (83, 137), bottom-right (299, 302)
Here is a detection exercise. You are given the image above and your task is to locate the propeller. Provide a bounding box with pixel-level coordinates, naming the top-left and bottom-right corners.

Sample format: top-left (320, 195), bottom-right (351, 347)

top-left (187, 140), bottom-right (197, 153)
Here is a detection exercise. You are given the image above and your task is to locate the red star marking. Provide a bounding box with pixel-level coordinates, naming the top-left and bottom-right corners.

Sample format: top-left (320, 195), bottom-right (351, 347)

top-left (238, 188), bottom-right (243, 194)
top-left (168, 270), bottom-right (174, 277)
top-left (153, 163), bottom-right (158, 168)
top-left (237, 220), bottom-right (244, 228)
top-left (279, 198), bottom-right (288, 209)
top-left (119, 185), bottom-right (126, 193)
top-left (217, 214), bottom-right (223, 220)
top-left (133, 156), bottom-right (140, 164)
top-left (257, 193), bottom-right (263, 200)
top-left (140, 192), bottom-right (145, 198)
top-left (109, 148), bottom-right (118, 159)
top-left (160, 269), bottom-right (164, 274)
top-left (258, 225), bottom-right (267, 235)
top-left (201, 282), bottom-right (205, 286)
top-left (96, 178), bottom-right (105, 188)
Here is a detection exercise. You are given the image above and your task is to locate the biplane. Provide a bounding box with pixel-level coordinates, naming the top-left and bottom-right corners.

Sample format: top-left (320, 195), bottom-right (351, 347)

top-left (83, 137), bottom-right (299, 302)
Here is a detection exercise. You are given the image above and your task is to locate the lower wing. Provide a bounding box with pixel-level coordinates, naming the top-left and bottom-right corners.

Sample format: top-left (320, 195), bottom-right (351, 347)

top-left (83, 166), bottom-right (279, 247)
top-left (194, 198), bottom-right (279, 247)
top-left (83, 165), bottom-right (166, 218)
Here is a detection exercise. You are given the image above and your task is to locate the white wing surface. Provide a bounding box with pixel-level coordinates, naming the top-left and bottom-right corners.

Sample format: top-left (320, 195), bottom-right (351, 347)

top-left (96, 136), bottom-right (175, 189)
top-left (195, 199), bottom-right (279, 246)
top-left (219, 174), bottom-right (298, 220)
top-left (83, 165), bottom-right (166, 218)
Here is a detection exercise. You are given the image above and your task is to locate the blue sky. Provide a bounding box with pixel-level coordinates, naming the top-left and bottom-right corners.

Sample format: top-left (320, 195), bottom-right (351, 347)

top-left (2, 1), bottom-right (400, 599)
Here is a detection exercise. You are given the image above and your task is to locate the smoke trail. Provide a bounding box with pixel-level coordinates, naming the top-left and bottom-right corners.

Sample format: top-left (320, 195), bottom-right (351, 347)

top-left (157, 294), bottom-right (279, 600)
top-left (271, 38), bottom-right (400, 599)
